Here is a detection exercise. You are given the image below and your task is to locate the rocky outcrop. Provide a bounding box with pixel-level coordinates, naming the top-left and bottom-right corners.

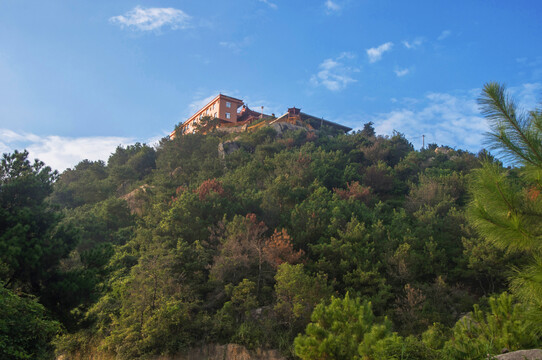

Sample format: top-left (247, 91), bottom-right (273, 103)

top-left (120, 184), bottom-right (153, 215)
top-left (494, 349), bottom-right (542, 359)
top-left (218, 125), bottom-right (249, 134)
top-left (217, 121), bottom-right (309, 159)
top-left (268, 121), bottom-right (306, 135)
top-left (218, 140), bottom-right (242, 159)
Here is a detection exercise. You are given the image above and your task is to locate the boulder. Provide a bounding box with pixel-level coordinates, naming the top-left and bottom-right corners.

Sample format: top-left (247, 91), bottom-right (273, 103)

top-left (494, 349), bottom-right (542, 360)
top-left (120, 184), bottom-right (153, 215)
top-left (269, 122), bottom-right (306, 135)
top-left (218, 141), bottom-right (242, 158)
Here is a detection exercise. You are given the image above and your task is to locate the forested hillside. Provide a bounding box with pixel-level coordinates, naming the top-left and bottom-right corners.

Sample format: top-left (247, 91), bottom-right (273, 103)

top-left (1, 84), bottom-right (541, 359)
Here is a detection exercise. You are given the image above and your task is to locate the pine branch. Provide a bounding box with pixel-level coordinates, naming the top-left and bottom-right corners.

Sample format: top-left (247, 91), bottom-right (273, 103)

top-left (479, 82), bottom-right (542, 166)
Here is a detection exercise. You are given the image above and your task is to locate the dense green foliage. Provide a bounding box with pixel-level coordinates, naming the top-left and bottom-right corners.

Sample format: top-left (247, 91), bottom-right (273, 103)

top-left (0, 285), bottom-right (61, 360)
top-left (0, 151), bottom-right (74, 358)
top-left (2, 88), bottom-right (542, 359)
top-left (442, 292), bottom-right (538, 358)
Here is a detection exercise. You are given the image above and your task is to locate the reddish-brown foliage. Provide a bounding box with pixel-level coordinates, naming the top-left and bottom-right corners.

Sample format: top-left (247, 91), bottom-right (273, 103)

top-left (334, 181), bottom-right (372, 205)
top-left (170, 185), bottom-right (188, 202)
top-left (296, 153), bottom-right (311, 166)
top-left (305, 131), bottom-right (317, 142)
top-left (263, 229), bottom-right (305, 269)
top-left (528, 186), bottom-right (541, 201)
top-left (196, 179), bottom-right (225, 200)
top-left (210, 214), bottom-right (268, 285)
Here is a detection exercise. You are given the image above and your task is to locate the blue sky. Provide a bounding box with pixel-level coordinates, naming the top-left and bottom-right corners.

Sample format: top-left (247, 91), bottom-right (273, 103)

top-left (1, 0), bottom-right (541, 170)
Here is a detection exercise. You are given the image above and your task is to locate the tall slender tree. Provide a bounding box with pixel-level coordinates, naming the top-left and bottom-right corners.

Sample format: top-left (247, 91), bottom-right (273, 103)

top-left (469, 82), bottom-right (542, 328)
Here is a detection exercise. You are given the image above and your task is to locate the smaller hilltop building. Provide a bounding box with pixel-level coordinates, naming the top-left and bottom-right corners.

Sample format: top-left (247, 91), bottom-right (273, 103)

top-left (170, 94), bottom-right (351, 138)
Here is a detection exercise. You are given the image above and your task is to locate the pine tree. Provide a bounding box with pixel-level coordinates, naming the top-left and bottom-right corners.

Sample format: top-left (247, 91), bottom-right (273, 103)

top-left (469, 82), bottom-right (542, 330)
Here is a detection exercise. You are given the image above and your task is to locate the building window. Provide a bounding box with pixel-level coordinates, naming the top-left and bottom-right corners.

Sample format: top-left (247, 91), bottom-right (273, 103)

top-left (226, 112), bottom-right (231, 119)
top-left (214, 112), bottom-right (217, 118)
top-left (226, 101), bottom-right (231, 108)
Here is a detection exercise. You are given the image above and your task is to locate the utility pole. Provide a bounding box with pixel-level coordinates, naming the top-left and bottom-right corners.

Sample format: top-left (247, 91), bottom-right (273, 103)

top-left (261, 106), bottom-right (264, 119)
top-left (422, 134), bottom-right (425, 149)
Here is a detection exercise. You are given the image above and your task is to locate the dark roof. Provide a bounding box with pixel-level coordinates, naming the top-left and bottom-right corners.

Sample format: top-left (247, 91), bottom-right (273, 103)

top-left (274, 112), bottom-right (352, 132)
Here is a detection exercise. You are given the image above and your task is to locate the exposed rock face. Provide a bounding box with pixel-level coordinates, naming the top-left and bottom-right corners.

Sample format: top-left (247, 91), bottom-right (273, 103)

top-left (218, 141), bottom-right (242, 159)
top-left (218, 125), bottom-right (248, 134)
top-left (268, 122), bottom-right (306, 135)
top-left (494, 349), bottom-right (542, 359)
top-left (217, 121), bottom-right (308, 159)
top-left (120, 184), bottom-right (153, 215)
top-left (154, 344), bottom-right (286, 360)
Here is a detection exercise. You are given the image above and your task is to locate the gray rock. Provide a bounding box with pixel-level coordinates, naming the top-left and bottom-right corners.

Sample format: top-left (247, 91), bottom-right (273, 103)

top-left (268, 122), bottom-right (306, 135)
top-left (494, 349), bottom-right (542, 360)
top-left (218, 141), bottom-right (242, 159)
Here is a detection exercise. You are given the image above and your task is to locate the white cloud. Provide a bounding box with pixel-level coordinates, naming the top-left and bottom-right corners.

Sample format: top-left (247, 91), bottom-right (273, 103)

top-left (259, 0), bottom-right (278, 9)
top-left (361, 83), bottom-right (542, 152)
top-left (0, 141), bottom-right (11, 154)
top-left (325, 0), bottom-right (341, 12)
top-left (0, 129), bottom-right (38, 142)
top-left (372, 82), bottom-right (542, 152)
top-left (219, 36), bottom-right (254, 53)
top-left (366, 42), bottom-right (393, 63)
top-left (356, 90), bottom-right (489, 151)
top-left (437, 30), bottom-right (451, 41)
top-left (110, 6), bottom-right (191, 31)
top-left (403, 37), bottom-right (424, 49)
top-left (510, 82), bottom-right (542, 111)
top-left (394, 68), bottom-right (410, 77)
top-left (310, 52), bottom-right (359, 91)
top-left (0, 130), bottom-right (167, 172)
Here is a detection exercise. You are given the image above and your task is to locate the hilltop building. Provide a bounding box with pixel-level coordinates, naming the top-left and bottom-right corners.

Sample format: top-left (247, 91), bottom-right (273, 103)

top-left (274, 107), bottom-right (351, 132)
top-left (170, 94), bottom-right (351, 138)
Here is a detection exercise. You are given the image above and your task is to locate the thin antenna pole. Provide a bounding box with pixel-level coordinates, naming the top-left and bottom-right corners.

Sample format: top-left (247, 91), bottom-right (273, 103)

top-left (422, 135), bottom-right (425, 149)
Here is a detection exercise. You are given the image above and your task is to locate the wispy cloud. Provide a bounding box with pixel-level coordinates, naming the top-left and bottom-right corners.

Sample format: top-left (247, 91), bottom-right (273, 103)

top-left (437, 30), bottom-right (451, 41)
top-left (402, 37), bottom-right (424, 49)
top-left (219, 36), bottom-right (254, 53)
top-left (365, 90), bottom-right (488, 151)
top-left (394, 68), bottom-right (410, 77)
top-left (325, 0), bottom-right (341, 13)
top-left (348, 83), bottom-right (542, 152)
top-left (110, 6), bottom-right (191, 31)
top-left (510, 82), bottom-right (542, 110)
top-left (515, 56), bottom-right (542, 81)
top-left (258, 0), bottom-right (278, 9)
top-left (310, 52), bottom-right (359, 91)
top-left (366, 42), bottom-right (393, 63)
